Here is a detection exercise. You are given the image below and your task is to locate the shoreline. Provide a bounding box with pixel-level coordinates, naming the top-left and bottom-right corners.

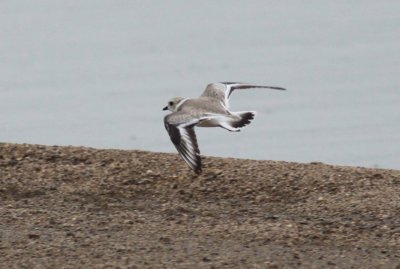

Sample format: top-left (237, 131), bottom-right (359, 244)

top-left (1, 143), bottom-right (399, 268)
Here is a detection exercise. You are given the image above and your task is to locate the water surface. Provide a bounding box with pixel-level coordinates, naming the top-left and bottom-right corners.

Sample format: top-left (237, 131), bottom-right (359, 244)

top-left (1, 1), bottom-right (399, 169)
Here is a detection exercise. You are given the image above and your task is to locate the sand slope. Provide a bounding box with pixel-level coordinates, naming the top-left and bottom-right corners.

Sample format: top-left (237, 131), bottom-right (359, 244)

top-left (1, 143), bottom-right (399, 268)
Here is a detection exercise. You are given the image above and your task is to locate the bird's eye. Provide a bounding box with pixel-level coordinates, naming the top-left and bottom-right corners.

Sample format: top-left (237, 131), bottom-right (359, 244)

top-left (169, 101), bottom-right (173, 106)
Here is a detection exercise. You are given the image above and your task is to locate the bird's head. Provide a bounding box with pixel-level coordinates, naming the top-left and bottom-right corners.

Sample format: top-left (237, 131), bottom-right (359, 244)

top-left (163, 97), bottom-right (186, 112)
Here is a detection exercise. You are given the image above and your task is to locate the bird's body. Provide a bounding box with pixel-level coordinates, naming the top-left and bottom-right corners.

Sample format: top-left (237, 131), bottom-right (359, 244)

top-left (163, 82), bottom-right (286, 173)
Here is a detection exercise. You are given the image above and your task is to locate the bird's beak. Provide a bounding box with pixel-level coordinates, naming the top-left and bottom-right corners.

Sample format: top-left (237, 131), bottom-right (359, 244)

top-left (162, 106), bottom-right (168, 111)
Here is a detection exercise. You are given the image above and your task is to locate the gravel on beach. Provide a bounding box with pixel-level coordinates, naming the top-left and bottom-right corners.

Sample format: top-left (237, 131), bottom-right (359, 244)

top-left (1, 143), bottom-right (399, 268)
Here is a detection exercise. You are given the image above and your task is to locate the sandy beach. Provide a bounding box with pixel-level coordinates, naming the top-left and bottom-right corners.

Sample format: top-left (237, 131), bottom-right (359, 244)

top-left (1, 143), bottom-right (399, 268)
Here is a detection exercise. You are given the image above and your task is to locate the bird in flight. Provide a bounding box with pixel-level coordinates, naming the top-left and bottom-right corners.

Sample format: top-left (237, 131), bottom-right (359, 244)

top-left (163, 82), bottom-right (286, 174)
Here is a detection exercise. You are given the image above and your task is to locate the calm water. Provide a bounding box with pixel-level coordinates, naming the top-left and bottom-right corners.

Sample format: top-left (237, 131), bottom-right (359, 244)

top-left (1, 1), bottom-right (399, 169)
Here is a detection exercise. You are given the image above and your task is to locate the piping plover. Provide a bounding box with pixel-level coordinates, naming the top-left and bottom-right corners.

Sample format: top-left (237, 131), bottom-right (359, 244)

top-left (163, 82), bottom-right (286, 174)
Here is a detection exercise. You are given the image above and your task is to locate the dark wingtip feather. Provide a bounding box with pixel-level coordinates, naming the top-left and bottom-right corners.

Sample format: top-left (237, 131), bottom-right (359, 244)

top-left (194, 166), bottom-right (202, 174)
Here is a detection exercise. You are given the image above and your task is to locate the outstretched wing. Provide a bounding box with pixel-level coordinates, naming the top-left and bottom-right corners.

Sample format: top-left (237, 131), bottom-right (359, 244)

top-left (201, 82), bottom-right (286, 109)
top-left (164, 114), bottom-right (202, 174)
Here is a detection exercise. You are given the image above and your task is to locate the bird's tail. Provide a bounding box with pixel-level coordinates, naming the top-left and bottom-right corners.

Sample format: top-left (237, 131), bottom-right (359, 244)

top-left (231, 111), bottom-right (256, 129)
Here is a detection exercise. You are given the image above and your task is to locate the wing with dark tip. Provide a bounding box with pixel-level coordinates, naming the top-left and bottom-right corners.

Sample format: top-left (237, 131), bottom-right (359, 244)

top-left (164, 115), bottom-right (202, 174)
top-left (201, 82), bottom-right (286, 109)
